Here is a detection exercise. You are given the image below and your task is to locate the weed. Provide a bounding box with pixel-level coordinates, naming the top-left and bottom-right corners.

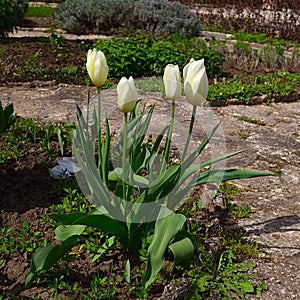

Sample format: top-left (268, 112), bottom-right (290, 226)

top-left (208, 72), bottom-right (300, 104)
top-left (229, 30), bottom-right (300, 48)
top-left (218, 182), bottom-right (252, 219)
top-left (222, 234), bottom-right (261, 261)
top-left (0, 117), bottom-right (45, 164)
top-left (187, 247), bottom-right (267, 299)
top-left (237, 115), bottom-right (266, 126)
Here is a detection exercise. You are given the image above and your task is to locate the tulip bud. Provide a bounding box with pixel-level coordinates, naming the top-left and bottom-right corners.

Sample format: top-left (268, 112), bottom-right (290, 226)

top-left (117, 76), bottom-right (137, 113)
top-left (183, 58), bottom-right (208, 106)
top-left (163, 64), bottom-right (182, 100)
top-left (86, 48), bottom-right (108, 87)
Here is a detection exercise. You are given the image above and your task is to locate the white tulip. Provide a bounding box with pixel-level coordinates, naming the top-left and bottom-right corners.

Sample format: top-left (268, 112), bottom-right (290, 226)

top-left (117, 76), bottom-right (138, 113)
top-left (86, 48), bottom-right (108, 87)
top-left (163, 64), bottom-right (182, 100)
top-left (183, 58), bottom-right (208, 106)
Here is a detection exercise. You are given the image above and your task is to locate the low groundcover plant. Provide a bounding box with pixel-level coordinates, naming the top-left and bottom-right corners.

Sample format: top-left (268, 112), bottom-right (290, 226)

top-left (26, 49), bottom-right (275, 291)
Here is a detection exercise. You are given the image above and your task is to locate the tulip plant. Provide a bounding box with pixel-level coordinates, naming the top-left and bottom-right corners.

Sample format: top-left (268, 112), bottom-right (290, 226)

top-left (26, 49), bottom-right (275, 289)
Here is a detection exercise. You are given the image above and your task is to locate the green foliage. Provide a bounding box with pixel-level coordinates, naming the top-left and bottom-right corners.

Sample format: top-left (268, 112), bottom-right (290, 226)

top-left (208, 72), bottom-right (300, 104)
top-left (218, 182), bottom-right (252, 219)
top-left (187, 248), bottom-right (267, 299)
top-left (0, 0), bottom-right (28, 37)
top-left (93, 34), bottom-right (224, 79)
top-left (54, 0), bottom-right (202, 37)
top-left (0, 117), bottom-right (75, 165)
top-left (24, 5), bottom-right (54, 17)
top-left (0, 222), bottom-right (47, 265)
top-left (230, 30), bottom-right (300, 48)
top-left (43, 122), bottom-right (75, 158)
top-left (222, 234), bottom-right (261, 261)
top-left (0, 101), bottom-right (15, 133)
top-left (0, 117), bottom-right (45, 164)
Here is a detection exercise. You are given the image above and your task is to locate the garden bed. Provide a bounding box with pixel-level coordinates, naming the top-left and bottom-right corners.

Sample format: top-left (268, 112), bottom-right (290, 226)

top-left (0, 12), bottom-right (299, 300)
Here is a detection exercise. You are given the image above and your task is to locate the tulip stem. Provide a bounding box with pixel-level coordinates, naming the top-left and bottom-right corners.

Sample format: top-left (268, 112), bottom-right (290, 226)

top-left (182, 105), bottom-right (197, 161)
top-left (160, 100), bottom-right (175, 175)
top-left (122, 113), bottom-right (128, 200)
top-left (97, 87), bottom-right (101, 133)
top-left (97, 87), bottom-right (103, 170)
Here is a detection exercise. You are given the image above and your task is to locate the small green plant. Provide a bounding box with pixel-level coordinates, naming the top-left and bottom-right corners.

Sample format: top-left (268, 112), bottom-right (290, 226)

top-left (43, 122), bottom-right (75, 158)
top-left (222, 234), bottom-right (261, 261)
top-left (237, 115), bottom-right (266, 126)
top-left (187, 248), bottom-right (267, 299)
top-left (0, 222), bottom-right (47, 263)
top-left (47, 28), bottom-right (65, 49)
top-left (208, 72), bottom-right (300, 104)
top-left (219, 182), bottom-right (252, 219)
top-left (0, 100), bottom-right (15, 133)
top-left (0, 117), bottom-right (45, 164)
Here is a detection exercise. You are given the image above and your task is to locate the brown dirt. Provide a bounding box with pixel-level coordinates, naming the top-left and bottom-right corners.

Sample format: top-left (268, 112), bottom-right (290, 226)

top-left (0, 16), bottom-right (299, 299)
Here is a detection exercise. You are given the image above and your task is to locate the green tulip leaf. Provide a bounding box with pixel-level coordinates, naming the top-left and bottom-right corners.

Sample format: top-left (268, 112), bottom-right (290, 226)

top-left (143, 208), bottom-right (186, 289)
top-left (190, 168), bottom-right (277, 187)
top-left (169, 237), bottom-right (194, 265)
top-left (25, 235), bottom-right (83, 288)
top-left (51, 212), bottom-right (127, 244)
top-left (55, 224), bottom-right (86, 241)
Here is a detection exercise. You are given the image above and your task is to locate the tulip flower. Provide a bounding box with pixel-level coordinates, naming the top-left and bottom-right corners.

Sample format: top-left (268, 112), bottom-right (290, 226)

top-left (181, 58), bottom-right (209, 160)
top-left (183, 58), bottom-right (208, 106)
top-left (117, 76), bottom-right (137, 114)
top-left (163, 64), bottom-right (182, 100)
top-left (86, 48), bottom-right (108, 88)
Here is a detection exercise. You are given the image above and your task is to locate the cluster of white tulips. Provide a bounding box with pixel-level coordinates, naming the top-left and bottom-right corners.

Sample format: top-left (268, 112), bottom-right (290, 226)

top-left (86, 48), bottom-right (209, 113)
top-left (50, 48), bottom-right (209, 179)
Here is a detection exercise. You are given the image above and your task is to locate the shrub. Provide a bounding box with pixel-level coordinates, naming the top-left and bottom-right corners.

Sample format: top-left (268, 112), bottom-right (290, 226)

top-left (127, 0), bottom-right (202, 37)
top-left (0, 0), bottom-right (28, 37)
top-left (55, 0), bottom-right (202, 37)
top-left (92, 34), bottom-right (224, 79)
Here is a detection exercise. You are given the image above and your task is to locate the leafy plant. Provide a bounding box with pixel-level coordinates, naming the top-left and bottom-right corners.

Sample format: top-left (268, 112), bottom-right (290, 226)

top-left (93, 34), bottom-right (224, 79)
top-left (0, 117), bottom-right (45, 164)
top-left (187, 248), bottom-right (267, 299)
top-left (27, 103), bottom-right (274, 289)
top-left (44, 122), bottom-right (75, 158)
top-left (207, 72), bottom-right (300, 104)
top-left (218, 181), bottom-right (252, 219)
